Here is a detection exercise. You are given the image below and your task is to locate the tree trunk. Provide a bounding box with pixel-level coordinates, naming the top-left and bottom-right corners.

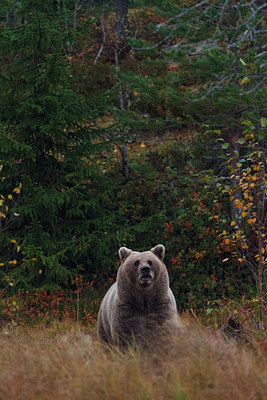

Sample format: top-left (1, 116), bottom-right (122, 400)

top-left (256, 143), bottom-right (265, 331)
top-left (120, 141), bottom-right (129, 180)
top-left (115, 0), bottom-right (129, 60)
top-left (115, 0), bottom-right (128, 43)
top-left (114, 1), bottom-right (130, 179)
top-left (73, 0), bottom-right (79, 29)
top-left (257, 227), bottom-right (264, 330)
top-left (229, 131), bottom-right (242, 227)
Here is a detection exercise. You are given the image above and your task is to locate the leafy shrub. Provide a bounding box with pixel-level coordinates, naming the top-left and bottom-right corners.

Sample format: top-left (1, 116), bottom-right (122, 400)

top-left (0, 276), bottom-right (109, 328)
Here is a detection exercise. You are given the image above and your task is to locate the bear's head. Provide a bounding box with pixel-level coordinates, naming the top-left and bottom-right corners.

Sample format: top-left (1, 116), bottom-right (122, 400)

top-left (118, 245), bottom-right (167, 290)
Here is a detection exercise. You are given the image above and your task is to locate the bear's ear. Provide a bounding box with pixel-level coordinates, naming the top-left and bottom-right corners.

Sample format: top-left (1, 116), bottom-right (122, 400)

top-left (119, 247), bottom-right (132, 262)
top-left (150, 244), bottom-right (165, 261)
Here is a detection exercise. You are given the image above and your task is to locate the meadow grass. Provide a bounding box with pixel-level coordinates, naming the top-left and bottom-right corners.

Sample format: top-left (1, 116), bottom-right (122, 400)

top-left (0, 320), bottom-right (266, 400)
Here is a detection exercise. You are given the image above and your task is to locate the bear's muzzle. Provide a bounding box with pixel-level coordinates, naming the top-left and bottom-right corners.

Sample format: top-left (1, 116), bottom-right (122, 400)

top-left (140, 265), bottom-right (152, 286)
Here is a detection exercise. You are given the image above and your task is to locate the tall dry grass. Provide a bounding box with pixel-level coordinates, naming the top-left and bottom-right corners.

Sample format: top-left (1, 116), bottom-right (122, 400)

top-left (0, 321), bottom-right (266, 400)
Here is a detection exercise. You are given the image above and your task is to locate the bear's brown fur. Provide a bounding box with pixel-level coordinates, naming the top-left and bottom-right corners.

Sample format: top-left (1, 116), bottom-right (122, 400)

top-left (97, 245), bottom-right (182, 346)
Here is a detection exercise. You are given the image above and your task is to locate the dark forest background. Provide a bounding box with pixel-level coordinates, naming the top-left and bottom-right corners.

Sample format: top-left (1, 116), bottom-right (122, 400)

top-left (0, 0), bottom-right (266, 328)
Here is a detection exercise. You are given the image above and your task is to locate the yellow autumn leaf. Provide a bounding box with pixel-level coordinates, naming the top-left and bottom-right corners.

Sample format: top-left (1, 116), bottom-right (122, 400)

top-left (16, 246), bottom-right (21, 252)
top-left (10, 240), bottom-right (17, 243)
top-left (241, 211), bottom-right (247, 218)
top-left (233, 309), bottom-right (238, 315)
top-left (240, 77), bottom-right (250, 85)
top-left (222, 230), bottom-right (227, 235)
top-left (32, 258), bottom-right (37, 261)
top-left (140, 142), bottom-right (146, 148)
top-left (13, 187), bottom-right (21, 194)
top-left (222, 258), bottom-right (229, 262)
top-left (230, 221), bottom-right (236, 226)
top-left (238, 258), bottom-right (243, 263)
top-left (7, 194), bottom-right (13, 200)
top-left (0, 263), bottom-right (5, 266)
top-left (225, 239), bottom-right (230, 244)
top-left (0, 212), bottom-right (6, 218)
top-left (39, 269), bottom-right (42, 274)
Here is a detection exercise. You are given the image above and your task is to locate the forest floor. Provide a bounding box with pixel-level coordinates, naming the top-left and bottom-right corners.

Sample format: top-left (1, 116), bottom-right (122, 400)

top-left (0, 319), bottom-right (266, 400)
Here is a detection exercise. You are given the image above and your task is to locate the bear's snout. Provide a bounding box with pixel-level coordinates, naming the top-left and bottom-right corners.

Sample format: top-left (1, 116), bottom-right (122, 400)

top-left (139, 265), bottom-right (153, 286)
top-left (141, 265), bottom-right (151, 275)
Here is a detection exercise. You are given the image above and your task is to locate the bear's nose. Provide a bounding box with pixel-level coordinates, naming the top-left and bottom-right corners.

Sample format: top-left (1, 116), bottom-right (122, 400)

top-left (141, 265), bottom-right (150, 274)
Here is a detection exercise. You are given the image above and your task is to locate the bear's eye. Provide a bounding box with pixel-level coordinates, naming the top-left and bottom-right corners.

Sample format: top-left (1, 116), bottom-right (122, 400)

top-left (147, 260), bottom-right (152, 266)
top-left (134, 260), bottom-right (140, 267)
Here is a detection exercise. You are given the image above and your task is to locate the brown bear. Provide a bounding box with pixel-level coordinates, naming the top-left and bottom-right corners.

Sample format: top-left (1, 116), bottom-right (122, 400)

top-left (97, 244), bottom-right (182, 346)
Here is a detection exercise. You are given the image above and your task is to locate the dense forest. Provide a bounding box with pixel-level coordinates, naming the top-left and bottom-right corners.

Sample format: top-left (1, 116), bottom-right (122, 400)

top-left (0, 0), bottom-right (266, 329)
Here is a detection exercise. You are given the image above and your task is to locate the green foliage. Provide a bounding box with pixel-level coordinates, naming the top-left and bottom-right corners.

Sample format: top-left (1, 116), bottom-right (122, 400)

top-left (202, 122), bottom-right (266, 327)
top-left (0, 0), bottom-right (108, 291)
top-left (91, 139), bottom-right (255, 310)
top-left (203, 297), bottom-right (263, 339)
top-left (123, 1), bottom-right (266, 133)
top-left (0, 0), bottom-right (264, 315)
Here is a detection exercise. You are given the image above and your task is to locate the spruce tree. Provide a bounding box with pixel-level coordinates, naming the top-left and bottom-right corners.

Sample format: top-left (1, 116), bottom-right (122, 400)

top-left (0, 0), bottom-right (107, 290)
